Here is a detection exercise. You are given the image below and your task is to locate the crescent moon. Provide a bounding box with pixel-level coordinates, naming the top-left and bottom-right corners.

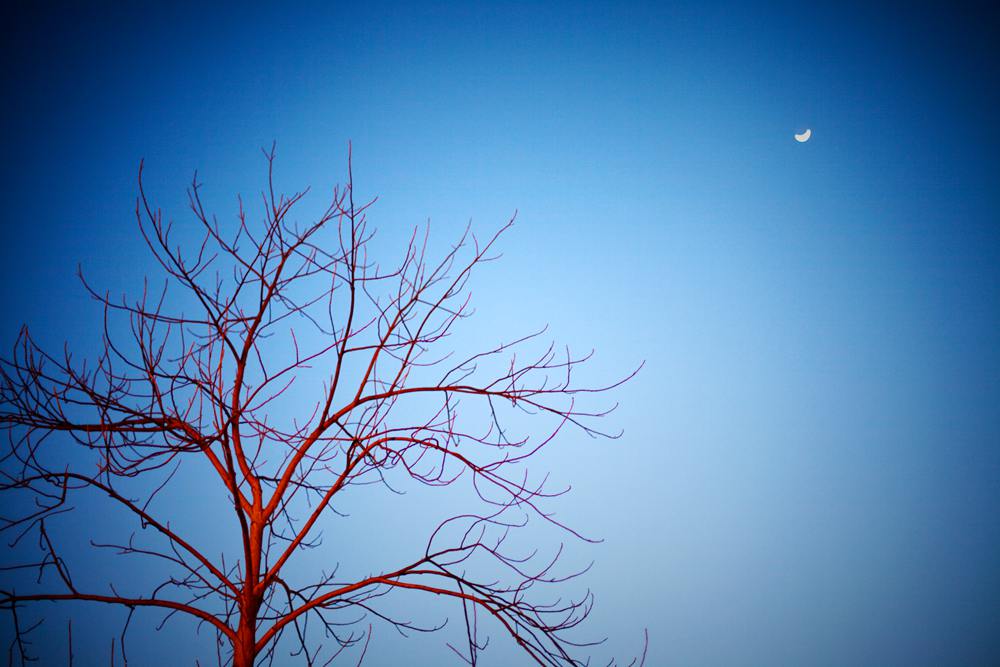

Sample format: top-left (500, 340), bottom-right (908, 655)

top-left (794, 129), bottom-right (812, 142)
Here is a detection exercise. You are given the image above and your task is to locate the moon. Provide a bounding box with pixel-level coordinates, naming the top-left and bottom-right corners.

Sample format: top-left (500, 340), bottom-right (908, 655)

top-left (794, 128), bottom-right (812, 142)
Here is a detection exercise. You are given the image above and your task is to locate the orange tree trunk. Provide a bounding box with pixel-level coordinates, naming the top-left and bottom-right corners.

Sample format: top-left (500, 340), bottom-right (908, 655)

top-left (232, 613), bottom-right (258, 667)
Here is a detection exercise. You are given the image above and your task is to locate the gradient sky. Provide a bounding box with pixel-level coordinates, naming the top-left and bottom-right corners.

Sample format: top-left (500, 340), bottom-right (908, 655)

top-left (2, 2), bottom-right (999, 665)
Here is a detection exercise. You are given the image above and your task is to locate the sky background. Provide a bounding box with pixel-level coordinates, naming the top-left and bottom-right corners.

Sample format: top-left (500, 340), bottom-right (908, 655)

top-left (2, 1), bottom-right (999, 665)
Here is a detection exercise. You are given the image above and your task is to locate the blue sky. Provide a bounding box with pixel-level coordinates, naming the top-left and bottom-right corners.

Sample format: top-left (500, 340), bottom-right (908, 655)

top-left (2, 2), bottom-right (999, 665)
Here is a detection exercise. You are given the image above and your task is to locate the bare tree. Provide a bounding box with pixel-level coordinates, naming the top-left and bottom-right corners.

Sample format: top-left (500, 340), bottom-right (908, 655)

top-left (0, 147), bottom-right (643, 666)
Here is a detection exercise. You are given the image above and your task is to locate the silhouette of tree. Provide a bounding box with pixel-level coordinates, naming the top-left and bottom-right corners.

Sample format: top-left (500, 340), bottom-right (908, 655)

top-left (0, 147), bottom-right (642, 666)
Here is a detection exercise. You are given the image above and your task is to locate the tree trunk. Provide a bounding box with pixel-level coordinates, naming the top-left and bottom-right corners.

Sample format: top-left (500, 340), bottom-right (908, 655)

top-left (232, 601), bottom-right (259, 667)
top-left (232, 621), bottom-right (257, 667)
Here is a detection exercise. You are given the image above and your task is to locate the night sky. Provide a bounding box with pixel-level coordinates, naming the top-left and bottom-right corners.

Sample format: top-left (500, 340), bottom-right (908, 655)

top-left (2, 2), bottom-right (999, 665)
